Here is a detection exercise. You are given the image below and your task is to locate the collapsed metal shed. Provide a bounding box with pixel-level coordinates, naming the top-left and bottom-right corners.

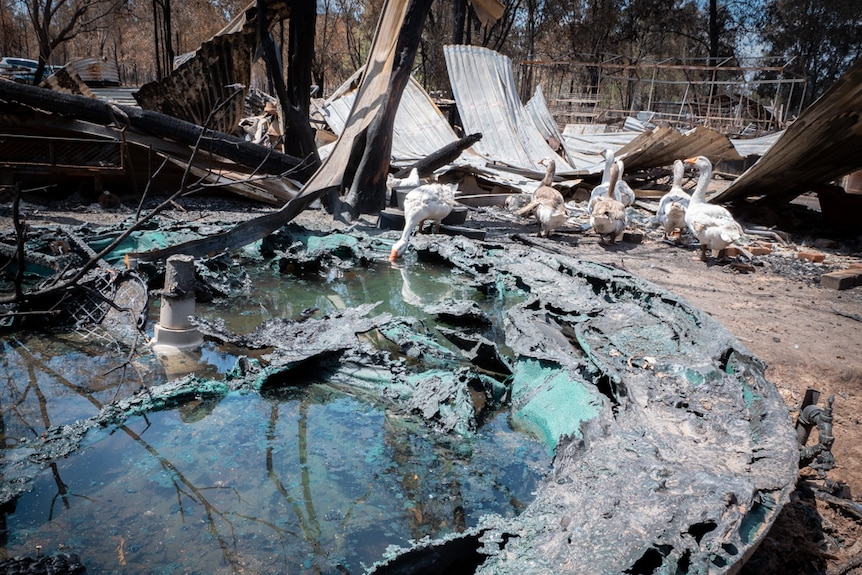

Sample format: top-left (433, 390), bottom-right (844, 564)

top-left (713, 56), bottom-right (862, 204)
top-left (133, 1), bottom-right (291, 135)
top-left (444, 45), bottom-right (576, 174)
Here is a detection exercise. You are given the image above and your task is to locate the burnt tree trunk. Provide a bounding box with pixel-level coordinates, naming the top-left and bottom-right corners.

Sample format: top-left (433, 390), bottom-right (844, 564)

top-left (342, 0), bottom-right (433, 218)
top-left (285, 0), bottom-right (320, 166)
top-left (708, 0), bottom-right (720, 67)
top-left (452, 0), bottom-right (467, 44)
top-left (256, 0), bottom-right (320, 178)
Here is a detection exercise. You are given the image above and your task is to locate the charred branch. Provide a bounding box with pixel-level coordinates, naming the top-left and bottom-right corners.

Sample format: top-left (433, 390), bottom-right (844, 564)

top-left (394, 132), bottom-right (483, 178)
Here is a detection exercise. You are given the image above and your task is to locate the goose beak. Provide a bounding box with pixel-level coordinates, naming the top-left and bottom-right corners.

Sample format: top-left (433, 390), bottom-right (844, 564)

top-left (684, 157), bottom-right (697, 164)
top-left (388, 249), bottom-right (399, 262)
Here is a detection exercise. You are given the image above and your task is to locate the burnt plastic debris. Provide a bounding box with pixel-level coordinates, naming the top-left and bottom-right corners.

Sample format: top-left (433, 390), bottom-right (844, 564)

top-left (0, 228), bottom-right (799, 575)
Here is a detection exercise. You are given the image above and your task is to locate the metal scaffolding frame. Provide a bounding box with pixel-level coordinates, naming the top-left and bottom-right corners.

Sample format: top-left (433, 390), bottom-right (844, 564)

top-left (516, 54), bottom-right (807, 136)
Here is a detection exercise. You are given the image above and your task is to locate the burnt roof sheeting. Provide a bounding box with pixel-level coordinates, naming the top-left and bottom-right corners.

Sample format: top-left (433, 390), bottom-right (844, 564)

top-left (134, 33), bottom-right (252, 134)
top-left (320, 76), bottom-right (466, 164)
top-left (444, 45), bottom-right (574, 173)
top-left (615, 125), bottom-right (743, 173)
top-left (713, 56), bottom-right (862, 204)
top-left (134, 1), bottom-right (290, 134)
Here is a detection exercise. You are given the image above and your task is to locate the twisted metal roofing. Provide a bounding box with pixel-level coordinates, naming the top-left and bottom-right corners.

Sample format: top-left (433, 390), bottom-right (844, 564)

top-left (444, 44), bottom-right (574, 174)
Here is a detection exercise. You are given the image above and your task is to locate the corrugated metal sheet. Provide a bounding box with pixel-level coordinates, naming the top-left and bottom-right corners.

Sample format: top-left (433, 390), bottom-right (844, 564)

top-left (319, 76), bottom-right (462, 163)
top-left (39, 66), bottom-right (97, 98)
top-left (615, 125), bottom-right (743, 173)
top-left (65, 57), bottom-right (120, 86)
top-left (560, 127), bottom-right (641, 172)
top-left (444, 45), bottom-right (574, 174)
top-left (134, 33), bottom-right (252, 134)
top-left (525, 85), bottom-right (574, 167)
top-left (713, 56), bottom-right (862, 204)
top-left (729, 132), bottom-right (783, 158)
top-left (133, 1), bottom-right (290, 134)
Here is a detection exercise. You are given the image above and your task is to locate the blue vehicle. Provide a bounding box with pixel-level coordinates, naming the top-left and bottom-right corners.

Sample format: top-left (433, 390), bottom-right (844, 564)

top-left (0, 57), bottom-right (60, 84)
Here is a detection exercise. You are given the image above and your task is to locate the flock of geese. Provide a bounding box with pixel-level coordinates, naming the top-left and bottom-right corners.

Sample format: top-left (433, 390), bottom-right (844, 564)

top-left (388, 152), bottom-right (746, 264)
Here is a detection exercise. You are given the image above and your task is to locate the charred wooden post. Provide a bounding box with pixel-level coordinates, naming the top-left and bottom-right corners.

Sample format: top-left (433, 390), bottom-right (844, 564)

top-left (343, 0), bottom-right (434, 218)
top-left (256, 0), bottom-right (319, 176)
top-left (393, 132), bottom-right (483, 178)
top-left (285, 0), bottom-right (320, 166)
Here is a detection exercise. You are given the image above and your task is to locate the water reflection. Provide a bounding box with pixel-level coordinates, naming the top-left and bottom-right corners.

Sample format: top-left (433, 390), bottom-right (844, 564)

top-left (0, 259), bottom-right (547, 573)
top-left (394, 261), bottom-right (456, 309)
top-left (2, 387), bottom-right (547, 573)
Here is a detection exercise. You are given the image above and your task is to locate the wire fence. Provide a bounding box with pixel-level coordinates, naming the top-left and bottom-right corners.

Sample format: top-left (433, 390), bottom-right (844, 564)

top-left (516, 54), bottom-right (807, 136)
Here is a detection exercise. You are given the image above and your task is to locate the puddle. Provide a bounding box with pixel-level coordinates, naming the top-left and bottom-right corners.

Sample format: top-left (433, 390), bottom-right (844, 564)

top-left (0, 256), bottom-right (547, 574)
top-left (0, 228), bottom-right (800, 575)
top-left (3, 389), bottom-right (547, 574)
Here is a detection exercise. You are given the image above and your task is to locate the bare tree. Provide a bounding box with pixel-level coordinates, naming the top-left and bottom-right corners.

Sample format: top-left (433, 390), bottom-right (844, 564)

top-left (24, 0), bottom-right (119, 84)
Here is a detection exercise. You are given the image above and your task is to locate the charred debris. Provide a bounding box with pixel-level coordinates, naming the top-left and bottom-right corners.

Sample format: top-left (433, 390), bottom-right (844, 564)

top-left (0, 1), bottom-right (858, 572)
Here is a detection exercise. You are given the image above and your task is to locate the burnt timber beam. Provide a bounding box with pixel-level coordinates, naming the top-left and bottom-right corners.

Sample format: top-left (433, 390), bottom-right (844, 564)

top-left (394, 132), bottom-right (483, 178)
top-left (0, 80), bottom-right (308, 178)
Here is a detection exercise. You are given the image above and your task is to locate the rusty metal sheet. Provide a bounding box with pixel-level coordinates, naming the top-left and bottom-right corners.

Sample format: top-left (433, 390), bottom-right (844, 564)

top-left (471, 0), bottom-right (505, 24)
top-left (615, 125), bottom-right (743, 172)
top-left (713, 56), bottom-right (862, 204)
top-left (133, 1), bottom-right (290, 134)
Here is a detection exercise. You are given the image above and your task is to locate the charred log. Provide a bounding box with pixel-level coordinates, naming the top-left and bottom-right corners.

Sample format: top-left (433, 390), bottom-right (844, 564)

top-left (394, 132), bottom-right (482, 178)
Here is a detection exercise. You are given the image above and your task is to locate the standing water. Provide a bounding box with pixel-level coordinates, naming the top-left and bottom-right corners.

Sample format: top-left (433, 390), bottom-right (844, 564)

top-left (0, 257), bottom-right (549, 574)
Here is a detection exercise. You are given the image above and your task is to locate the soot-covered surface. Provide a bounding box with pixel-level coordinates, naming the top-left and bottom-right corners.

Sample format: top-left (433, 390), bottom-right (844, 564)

top-left (0, 228), bottom-right (799, 574)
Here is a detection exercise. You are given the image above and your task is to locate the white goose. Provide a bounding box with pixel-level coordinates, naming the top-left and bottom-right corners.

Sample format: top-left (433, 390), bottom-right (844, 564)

top-left (389, 182), bottom-right (457, 261)
top-left (657, 159), bottom-right (691, 240)
top-left (588, 149), bottom-right (617, 212)
top-left (684, 156), bottom-right (745, 261)
top-left (589, 150), bottom-right (635, 211)
top-left (614, 159), bottom-right (636, 207)
top-left (590, 160), bottom-right (627, 244)
top-left (515, 158), bottom-right (568, 237)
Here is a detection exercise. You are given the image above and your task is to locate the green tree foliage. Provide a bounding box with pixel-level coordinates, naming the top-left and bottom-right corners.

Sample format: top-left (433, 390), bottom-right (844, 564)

top-left (758, 0), bottom-right (862, 109)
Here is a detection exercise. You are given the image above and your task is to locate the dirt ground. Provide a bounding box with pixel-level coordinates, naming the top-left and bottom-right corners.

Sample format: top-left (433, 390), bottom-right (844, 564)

top-left (3, 182), bottom-right (862, 574)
